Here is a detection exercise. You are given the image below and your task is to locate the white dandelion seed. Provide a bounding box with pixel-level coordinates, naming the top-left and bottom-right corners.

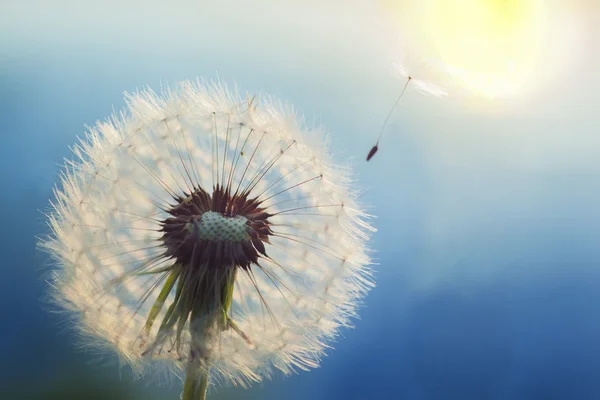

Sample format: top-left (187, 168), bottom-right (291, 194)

top-left (366, 57), bottom-right (448, 161)
top-left (40, 80), bottom-right (374, 399)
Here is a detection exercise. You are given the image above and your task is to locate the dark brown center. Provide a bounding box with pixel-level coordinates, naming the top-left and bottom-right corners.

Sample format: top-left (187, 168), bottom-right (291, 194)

top-left (160, 185), bottom-right (272, 270)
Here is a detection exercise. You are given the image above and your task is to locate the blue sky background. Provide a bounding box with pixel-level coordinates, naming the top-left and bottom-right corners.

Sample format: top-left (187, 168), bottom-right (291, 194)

top-left (1, 0), bottom-right (599, 399)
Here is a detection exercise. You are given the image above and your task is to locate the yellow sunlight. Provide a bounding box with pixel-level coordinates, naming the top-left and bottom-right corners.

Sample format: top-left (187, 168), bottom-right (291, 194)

top-left (425, 0), bottom-right (544, 98)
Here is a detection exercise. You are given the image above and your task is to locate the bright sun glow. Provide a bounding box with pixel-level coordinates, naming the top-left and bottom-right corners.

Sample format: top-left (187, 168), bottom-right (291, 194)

top-left (425, 0), bottom-right (544, 98)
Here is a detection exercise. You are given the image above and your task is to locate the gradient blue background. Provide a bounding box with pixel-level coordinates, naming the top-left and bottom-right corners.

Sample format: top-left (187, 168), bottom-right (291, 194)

top-left (1, 1), bottom-right (599, 399)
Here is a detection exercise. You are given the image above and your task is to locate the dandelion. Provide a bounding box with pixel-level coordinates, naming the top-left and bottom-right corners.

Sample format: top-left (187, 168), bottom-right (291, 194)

top-left (366, 57), bottom-right (447, 161)
top-left (40, 80), bottom-right (374, 399)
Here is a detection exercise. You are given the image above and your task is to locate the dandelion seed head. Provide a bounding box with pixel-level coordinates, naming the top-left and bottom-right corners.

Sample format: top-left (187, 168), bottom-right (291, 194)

top-left (190, 212), bottom-right (249, 242)
top-left (41, 79), bottom-right (374, 389)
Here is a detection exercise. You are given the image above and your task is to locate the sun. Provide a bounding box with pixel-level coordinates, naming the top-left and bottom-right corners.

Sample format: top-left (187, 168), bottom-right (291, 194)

top-left (425, 0), bottom-right (544, 98)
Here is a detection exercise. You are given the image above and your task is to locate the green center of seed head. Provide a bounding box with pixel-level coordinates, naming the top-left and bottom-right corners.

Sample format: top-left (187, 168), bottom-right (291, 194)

top-left (186, 211), bottom-right (250, 242)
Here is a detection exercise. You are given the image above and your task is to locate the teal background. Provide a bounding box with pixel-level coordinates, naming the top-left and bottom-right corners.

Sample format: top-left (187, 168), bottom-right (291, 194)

top-left (1, 1), bottom-right (599, 399)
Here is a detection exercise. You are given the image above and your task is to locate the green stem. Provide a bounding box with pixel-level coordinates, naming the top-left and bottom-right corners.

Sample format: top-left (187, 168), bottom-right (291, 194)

top-left (180, 266), bottom-right (238, 400)
top-left (182, 364), bottom-right (209, 400)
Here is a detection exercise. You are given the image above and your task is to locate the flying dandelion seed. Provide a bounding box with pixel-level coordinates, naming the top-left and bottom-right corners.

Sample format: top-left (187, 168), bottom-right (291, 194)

top-left (366, 59), bottom-right (448, 162)
top-left (40, 80), bottom-right (374, 399)
top-left (368, 0), bottom-right (545, 161)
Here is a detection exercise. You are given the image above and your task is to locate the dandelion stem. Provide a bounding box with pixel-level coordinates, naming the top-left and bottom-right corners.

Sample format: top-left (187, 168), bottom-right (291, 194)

top-left (182, 364), bottom-right (209, 400)
top-left (181, 266), bottom-right (238, 400)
